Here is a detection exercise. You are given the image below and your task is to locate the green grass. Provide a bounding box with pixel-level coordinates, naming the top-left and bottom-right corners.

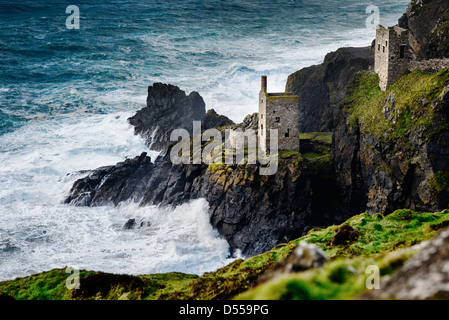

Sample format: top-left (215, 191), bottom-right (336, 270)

top-left (0, 269), bottom-right (98, 300)
top-left (235, 248), bottom-right (415, 300)
top-left (2, 209), bottom-right (448, 300)
top-left (236, 208), bottom-right (449, 300)
top-left (343, 69), bottom-right (449, 155)
top-left (167, 208), bottom-right (449, 300)
top-left (278, 150), bottom-right (301, 159)
top-left (299, 132), bottom-right (333, 144)
top-left (303, 152), bottom-right (326, 160)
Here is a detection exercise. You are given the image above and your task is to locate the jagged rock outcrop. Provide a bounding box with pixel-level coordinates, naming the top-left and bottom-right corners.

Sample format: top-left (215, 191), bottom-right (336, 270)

top-left (398, 0), bottom-right (449, 59)
top-left (201, 109), bottom-right (235, 131)
top-left (65, 152), bottom-right (155, 206)
top-left (285, 46), bottom-right (374, 132)
top-left (128, 83), bottom-right (206, 153)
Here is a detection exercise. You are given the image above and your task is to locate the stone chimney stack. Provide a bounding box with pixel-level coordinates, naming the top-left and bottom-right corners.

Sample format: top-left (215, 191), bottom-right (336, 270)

top-left (261, 75), bottom-right (267, 92)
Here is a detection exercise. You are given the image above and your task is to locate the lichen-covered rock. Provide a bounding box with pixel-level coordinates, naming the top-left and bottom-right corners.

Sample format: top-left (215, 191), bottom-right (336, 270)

top-left (240, 113), bottom-right (259, 130)
top-left (334, 72), bottom-right (449, 216)
top-left (259, 241), bottom-right (328, 282)
top-left (368, 226), bottom-right (449, 299)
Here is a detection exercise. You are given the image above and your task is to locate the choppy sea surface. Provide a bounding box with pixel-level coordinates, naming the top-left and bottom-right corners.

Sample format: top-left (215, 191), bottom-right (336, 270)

top-left (0, 0), bottom-right (409, 281)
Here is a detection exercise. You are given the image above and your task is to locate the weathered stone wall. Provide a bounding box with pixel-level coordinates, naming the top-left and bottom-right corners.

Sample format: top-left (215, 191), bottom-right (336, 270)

top-left (228, 128), bottom-right (257, 154)
top-left (409, 58), bottom-right (449, 73)
top-left (375, 25), bottom-right (410, 91)
top-left (262, 93), bottom-right (300, 152)
top-left (374, 25), bottom-right (390, 91)
top-left (386, 26), bottom-right (410, 89)
top-left (258, 90), bottom-right (268, 152)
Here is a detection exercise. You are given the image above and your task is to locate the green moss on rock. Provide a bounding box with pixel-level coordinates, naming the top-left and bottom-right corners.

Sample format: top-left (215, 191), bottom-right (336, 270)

top-left (2, 209), bottom-right (449, 300)
top-left (343, 69), bottom-right (449, 159)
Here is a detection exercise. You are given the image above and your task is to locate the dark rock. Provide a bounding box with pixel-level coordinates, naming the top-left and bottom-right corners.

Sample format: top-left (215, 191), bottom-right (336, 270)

top-left (331, 225), bottom-right (360, 246)
top-left (123, 218), bottom-right (151, 229)
top-left (128, 83), bottom-right (205, 153)
top-left (140, 221), bottom-right (151, 228)
top-left (398, 0), bottom-right (449, 59)
top-left (285, 46), bottom-right (374, 132)
top-left (123, 219), bottom-right (136, 229)
top-left (201, 109), bottom-right (234, 131)
top-left (70, 272), bottom-right (146, 299)
top-left (64, 152), bottom-right (154, 207)
top-left (66, 142), bottom-right (345, 257)
top-left (334, 77), bottom-right (449, 215)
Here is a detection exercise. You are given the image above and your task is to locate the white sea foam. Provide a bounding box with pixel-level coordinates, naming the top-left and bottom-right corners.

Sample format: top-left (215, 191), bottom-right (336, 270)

top-left (0, 198), bottom-right (231, 281)
top-left (0, 112), bottom-right (231, 281)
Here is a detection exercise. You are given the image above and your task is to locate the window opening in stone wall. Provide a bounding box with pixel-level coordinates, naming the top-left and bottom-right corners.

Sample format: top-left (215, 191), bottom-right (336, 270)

top-left (400, 45), bottom-right (406, 59)
top-left (275, 117), bottom-right (280, 123)
top-left (285, 129), bottom-right (290, 138)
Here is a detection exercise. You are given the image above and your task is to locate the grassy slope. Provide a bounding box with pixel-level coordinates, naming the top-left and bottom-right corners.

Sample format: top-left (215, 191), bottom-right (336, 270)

top-left (344, 69), bottom-right (449, 152)
top-left (1, 208), bottom-right (449, 300)
top-left (237, 209), bottom-right (449, 299)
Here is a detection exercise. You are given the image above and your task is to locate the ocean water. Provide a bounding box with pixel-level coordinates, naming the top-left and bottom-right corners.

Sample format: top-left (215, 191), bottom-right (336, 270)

top-left (0, 0), bottom-right (409, 281)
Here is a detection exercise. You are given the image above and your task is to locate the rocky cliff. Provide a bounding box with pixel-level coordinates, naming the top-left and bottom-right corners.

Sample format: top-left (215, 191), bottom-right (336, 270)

top-left (334, 70), bottom-right (449, 216)
top-left (285, 46), bottom-right (374, 133)
top-left (66, 0), bottom-right (449, 260)
top-left (398, 0), bottom-right (449, 59)
top-left (201, 108), bottom-right (235, 131)
top-left (65, 138), bottom-right (344, 257)
top-left (10, 0), bottom-right (449, 301)
top-left (66, 71), bottom-right (449, 256)
top-left (128, 83), bottom-right (206, 153)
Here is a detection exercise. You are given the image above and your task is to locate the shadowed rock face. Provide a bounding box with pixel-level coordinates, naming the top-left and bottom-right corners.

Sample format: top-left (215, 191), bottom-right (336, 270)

top-left (334, 80), bottom-right (449, 216)
top-left (398, 0), bottom-right (449, 59)
top-left (128, 83), bottom-right (206, 153)
top-left (285, 46), bottom-right (374, 133)
top-left (201, 108), bottom-right (235, 131)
